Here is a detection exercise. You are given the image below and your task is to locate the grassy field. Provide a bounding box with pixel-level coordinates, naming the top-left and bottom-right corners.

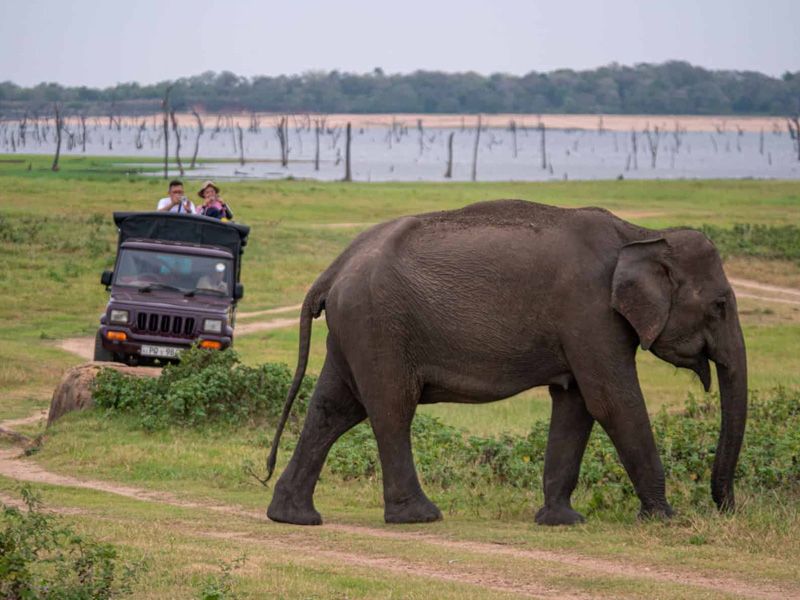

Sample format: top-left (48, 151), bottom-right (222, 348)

top-left (1, 154), bottom-right (799, 598)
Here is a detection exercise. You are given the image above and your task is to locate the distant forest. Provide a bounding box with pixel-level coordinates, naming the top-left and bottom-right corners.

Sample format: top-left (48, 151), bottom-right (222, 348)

top-left (1, 61), bottom-right (799, 117)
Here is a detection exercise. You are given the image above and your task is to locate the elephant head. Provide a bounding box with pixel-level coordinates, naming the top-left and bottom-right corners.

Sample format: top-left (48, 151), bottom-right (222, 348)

top-left (611, 229), bottom-right (748, 511)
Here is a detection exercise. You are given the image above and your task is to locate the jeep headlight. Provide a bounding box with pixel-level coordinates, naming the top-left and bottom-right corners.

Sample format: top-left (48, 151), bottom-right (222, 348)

top-left (204, 319), bottom-right (223, 334)
top-left (110, 309), bottom-right (129, 324)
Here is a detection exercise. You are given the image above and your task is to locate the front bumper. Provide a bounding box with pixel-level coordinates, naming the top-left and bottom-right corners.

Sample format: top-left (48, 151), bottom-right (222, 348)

top-left (99, 325), bottom-right (232, 360)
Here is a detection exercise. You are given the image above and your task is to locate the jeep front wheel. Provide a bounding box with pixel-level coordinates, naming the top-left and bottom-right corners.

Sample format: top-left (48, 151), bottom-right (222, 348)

top-left (93, 330), bottom-right (115, 362)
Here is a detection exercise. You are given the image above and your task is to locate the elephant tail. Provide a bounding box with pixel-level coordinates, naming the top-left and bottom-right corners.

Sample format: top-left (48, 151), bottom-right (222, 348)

top-left (265, 288), bottom-right (325, 481)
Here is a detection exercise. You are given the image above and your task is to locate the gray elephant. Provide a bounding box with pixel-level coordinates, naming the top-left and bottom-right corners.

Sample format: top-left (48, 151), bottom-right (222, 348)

top-left (266, 199), bottom-right (747, 526)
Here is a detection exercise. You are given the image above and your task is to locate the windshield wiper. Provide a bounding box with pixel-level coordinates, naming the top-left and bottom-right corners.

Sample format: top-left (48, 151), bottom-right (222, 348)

top-left (138, 283), bottom-right (184, 293)
top-left (184, 287), bottom-right (227, 297)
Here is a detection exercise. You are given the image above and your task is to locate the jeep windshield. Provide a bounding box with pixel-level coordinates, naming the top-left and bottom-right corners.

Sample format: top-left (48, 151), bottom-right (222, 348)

top-left (114, 248), bottom-right (234, 296)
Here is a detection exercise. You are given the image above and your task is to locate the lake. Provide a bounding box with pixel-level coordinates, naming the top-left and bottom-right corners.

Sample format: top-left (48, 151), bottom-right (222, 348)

top-left (2, 113), bottom-right (798, 181)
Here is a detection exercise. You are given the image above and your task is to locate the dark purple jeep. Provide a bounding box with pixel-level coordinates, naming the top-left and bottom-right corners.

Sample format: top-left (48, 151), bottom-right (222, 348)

top-left (95, 212), bottom-right (250, 365)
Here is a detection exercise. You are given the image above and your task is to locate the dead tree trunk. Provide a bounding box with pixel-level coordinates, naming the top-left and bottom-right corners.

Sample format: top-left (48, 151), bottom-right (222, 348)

top-left (18, 112), bottom-right (27, 147)
top-left (709, 134), bottom-right (718, 153)
top-left (237, 125), bottom-right (245, 166)
top-left (509, 120), bottom-right (518, 158)
top-left (672, 122), bottom-right (683, 154)
top-left (788, 115), bottom-right (800, 161)
top-left (538, 121), bottom-right (547, 170)
top-left (51, 104), bottom-right (63, 172)
top-left (161, 85), bottom-right (173, 179)
top-left (170, 110), bottom-right (184, 176)
top-left (643, 125), bottom-right (661, 168)
top-left (444, 131), bottom-right (454, 178)
top-left (275, 116), bottom-right (289, 167)
top-left (190, 110), bottom-right (204, 169)
top-left (631, 130), bottom-right (639, 169)
top-left (314, 117), bottom-right (323, 171)
top-left (134, 121), bottom-right (145, 150)
top-left (80, 115), bottom-right (87, 152)
top-left (471, 115), bottom-right (482, 182)
top-left (417, 119), bottom-right (424, 156)
top-left (343, 122), bottom-right (352, 182)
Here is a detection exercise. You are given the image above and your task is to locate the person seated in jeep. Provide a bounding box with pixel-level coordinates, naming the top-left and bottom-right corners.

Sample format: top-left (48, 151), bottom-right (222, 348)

top-left (116, 251), bottom-right (163, 287)
top-left (196, 261), bottom-right (229, 293)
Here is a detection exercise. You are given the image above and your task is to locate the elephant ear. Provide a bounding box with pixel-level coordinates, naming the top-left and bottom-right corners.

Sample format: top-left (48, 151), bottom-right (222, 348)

top-left (611, 238), bottom-right (673, 350)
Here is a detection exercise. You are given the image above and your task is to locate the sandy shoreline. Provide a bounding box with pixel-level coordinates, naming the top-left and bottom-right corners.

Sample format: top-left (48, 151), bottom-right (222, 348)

top-left (46, 112), bottom-right (789, 133)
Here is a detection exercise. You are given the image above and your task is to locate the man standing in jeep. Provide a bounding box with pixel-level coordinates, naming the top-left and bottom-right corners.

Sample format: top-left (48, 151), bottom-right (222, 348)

top-left (156, 180), bottom-right (197, 214)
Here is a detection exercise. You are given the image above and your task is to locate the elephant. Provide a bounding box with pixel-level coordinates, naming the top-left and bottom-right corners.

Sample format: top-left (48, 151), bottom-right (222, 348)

top-left (265, 199), bottom-right (747, 526)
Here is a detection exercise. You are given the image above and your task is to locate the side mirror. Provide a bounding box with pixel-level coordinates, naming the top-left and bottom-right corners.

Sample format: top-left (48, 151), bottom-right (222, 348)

top-left (101, 271), bottom-right (113, 286)
top-left (234, 283), bottom-right (244, 300)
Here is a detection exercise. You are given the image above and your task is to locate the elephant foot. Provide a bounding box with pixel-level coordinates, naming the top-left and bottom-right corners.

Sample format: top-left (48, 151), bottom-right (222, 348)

top-left (384, 493), bottom-right (443, 524)
top-left (535, 504), bottom-right (586, 526)
top-left (638, 502), bottom-right (675, 521)
top-left (267, 487), bottom-right (322, 526)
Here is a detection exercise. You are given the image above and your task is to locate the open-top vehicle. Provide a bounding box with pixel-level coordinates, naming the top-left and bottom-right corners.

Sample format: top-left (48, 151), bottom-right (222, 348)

top-left (95, 212), bottom-right (250, 364)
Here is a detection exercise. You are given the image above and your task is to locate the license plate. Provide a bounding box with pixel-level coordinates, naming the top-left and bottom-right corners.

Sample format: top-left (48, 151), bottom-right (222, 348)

top-left (140, 344), bottom-right (182, 359)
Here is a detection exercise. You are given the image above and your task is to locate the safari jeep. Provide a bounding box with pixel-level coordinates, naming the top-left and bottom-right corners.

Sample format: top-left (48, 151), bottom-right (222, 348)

top-left (94, 211), bottom-right (250, 365)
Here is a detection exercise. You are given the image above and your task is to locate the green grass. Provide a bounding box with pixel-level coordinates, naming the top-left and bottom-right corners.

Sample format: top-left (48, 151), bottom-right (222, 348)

top-left (1, 155), bottom-right (800, 597)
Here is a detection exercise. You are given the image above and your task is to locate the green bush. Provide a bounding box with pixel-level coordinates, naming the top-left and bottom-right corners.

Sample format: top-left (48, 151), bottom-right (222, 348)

top-left (327, 387), bottom-right (800, 509)
top-left (701, 223), bottom-right (800, 264)
top-left (91, 346), bottom-right (315, 431)
top-left (0, 485), bottom-right (137, 599)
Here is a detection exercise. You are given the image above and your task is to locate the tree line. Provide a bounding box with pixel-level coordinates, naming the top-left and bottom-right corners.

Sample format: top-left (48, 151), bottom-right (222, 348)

top-left (1, 61), bottom-right (799, 117)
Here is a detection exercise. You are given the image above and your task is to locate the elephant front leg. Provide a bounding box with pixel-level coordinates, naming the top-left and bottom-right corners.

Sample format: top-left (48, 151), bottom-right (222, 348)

top-left (576, 366), bottom-right (674, 520)
top-left (535, 384), bottom-right (594, 526)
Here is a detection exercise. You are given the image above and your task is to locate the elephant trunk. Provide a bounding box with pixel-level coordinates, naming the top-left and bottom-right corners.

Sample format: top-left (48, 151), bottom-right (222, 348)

top-left (710, 314), bottom-right (748, 512)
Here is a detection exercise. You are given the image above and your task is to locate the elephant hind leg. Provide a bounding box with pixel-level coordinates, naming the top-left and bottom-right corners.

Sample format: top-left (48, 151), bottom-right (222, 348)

top-left (267, 361), bottom-right (366, 526)
top-left (363, 382), bottom-right (442, 524)
top-left (535, 384), bottom-right (594, 526)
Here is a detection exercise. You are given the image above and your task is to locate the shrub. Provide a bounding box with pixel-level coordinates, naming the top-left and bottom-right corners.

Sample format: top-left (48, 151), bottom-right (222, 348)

top-left (0, 485), bottom-right (137, 599)
top-left (91, 346), bottom-right (315, 431)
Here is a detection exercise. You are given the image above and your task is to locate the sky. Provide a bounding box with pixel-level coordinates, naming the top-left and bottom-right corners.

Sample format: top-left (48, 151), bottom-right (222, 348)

top-left (1, 0), bottom-right (798, 88)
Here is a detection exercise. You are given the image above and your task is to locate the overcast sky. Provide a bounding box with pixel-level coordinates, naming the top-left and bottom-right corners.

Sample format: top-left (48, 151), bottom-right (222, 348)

top-left (1, 0), bottom-right (798, 88)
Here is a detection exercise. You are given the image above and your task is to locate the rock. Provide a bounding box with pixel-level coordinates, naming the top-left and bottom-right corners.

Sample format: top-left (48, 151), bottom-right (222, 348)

top-left (47, 362), bottom-right (161, 426)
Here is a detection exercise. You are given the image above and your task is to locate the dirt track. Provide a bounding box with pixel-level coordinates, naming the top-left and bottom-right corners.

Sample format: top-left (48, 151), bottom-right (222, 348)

top-left (0, 410), bottom-right (793, 599)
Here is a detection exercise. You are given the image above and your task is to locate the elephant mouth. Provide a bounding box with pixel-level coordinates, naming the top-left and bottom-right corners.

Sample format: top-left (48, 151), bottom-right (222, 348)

top-left (653, 343), bottom-right (712, 392)
top-left (691, 355), bottom-right (712, 392)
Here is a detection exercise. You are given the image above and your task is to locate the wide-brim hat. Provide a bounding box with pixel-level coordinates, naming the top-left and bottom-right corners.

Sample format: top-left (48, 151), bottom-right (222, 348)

top-left (198, 180), bottom-right (220, 198)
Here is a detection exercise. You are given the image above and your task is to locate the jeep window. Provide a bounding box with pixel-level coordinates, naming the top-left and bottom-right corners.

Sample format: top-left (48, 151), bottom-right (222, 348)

top-left (115, 249), bottom-right (233, 295)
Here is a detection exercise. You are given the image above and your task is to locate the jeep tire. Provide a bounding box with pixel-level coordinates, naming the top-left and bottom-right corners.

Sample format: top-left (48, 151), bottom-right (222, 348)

top-left (93, 330), bottom-right (115, 362)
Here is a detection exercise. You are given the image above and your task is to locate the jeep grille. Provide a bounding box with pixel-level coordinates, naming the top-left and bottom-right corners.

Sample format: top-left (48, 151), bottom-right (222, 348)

top-left (136, 312), bottom-right (195, 337)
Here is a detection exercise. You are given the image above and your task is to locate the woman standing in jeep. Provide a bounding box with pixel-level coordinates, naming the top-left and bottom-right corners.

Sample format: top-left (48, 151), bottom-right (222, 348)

top-left (198, 180), bottom-right (233, 220)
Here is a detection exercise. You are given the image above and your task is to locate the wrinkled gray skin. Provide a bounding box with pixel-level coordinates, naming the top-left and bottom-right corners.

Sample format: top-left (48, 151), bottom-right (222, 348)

top-left (266, 200), bottom-right (747, 526)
